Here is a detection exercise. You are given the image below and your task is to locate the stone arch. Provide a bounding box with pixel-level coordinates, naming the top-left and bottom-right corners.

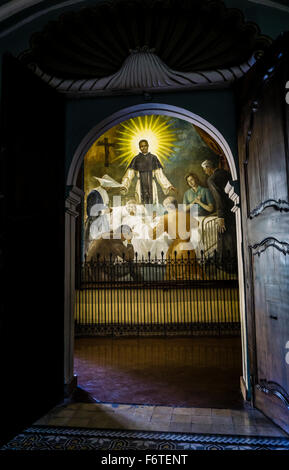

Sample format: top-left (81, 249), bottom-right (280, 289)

top-left (67, 103), bottom-right (237, 186)
top-left (64, 103), bottom-right (249, 399)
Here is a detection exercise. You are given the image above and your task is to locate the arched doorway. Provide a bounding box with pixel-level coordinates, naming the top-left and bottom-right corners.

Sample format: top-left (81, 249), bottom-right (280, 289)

top-left (64, 103), bottom-right (249, 403)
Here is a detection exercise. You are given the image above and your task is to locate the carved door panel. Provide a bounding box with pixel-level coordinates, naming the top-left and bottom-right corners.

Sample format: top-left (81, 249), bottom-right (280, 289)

top-left (237, 35), bottom-right (289, 433)
top-left (0, 54), bottom-right (66, 444)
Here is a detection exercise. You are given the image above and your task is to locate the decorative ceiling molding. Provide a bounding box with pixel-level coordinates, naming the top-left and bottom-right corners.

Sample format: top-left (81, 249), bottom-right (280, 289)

top-left (28, 0), bottom-right (271, 77)
top-left (0, 0), bottom-right (44, 22)
top-left (24, 48), bottom-right (256, 96)
top-left (19, 0), bottom-right (272, 95)
top-left (0, 0), bottom-right (82, 38)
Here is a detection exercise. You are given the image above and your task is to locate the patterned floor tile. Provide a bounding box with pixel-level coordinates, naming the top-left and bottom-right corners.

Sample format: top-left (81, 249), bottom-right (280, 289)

top-left (3, 426), bottom-right (289, 451)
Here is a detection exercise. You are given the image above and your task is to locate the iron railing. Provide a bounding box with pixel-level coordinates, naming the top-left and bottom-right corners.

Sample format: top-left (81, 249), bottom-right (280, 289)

top-left (74, 251), bottom-right (240, 336)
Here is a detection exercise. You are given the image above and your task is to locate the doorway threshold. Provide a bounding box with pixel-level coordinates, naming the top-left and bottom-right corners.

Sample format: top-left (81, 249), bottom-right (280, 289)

top-left (34, 402), bottom-right (288, 438)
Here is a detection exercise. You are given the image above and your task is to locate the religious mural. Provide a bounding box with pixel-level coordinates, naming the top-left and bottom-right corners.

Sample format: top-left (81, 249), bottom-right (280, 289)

top-left (83, 115), bottom-right (237, 277)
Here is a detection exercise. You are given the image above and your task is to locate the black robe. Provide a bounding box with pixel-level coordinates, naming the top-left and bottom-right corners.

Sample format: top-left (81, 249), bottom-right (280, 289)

top-left (128, 152), bottom-right (162, 204)
top-left (207, 169), bottom-right (237, 270)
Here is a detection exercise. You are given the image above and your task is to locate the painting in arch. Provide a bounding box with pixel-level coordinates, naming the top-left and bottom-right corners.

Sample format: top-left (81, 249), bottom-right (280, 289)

top-left (83, 114), bottom-right (237, 280)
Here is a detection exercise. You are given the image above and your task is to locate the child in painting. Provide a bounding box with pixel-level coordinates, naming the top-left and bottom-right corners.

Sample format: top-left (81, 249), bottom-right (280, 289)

top-left (183, 173), bottom-right (214, 216)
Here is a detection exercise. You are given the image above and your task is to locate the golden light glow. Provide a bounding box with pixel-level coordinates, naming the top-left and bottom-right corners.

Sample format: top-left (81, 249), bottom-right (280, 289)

top-left (112, 115), bottom-right (177, 167)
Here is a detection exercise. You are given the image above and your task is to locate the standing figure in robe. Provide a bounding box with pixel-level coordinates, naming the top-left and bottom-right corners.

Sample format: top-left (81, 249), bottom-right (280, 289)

top-left (201, 159), bottom-right (237, 271)
top-left (120, 139), bottom-right (176, 205)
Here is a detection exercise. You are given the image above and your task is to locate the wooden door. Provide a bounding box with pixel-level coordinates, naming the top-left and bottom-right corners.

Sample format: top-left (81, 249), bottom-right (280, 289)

top-left (0, 54), bottom-right (66, 444)
top-left (237, 33), bottom-right (289, 433)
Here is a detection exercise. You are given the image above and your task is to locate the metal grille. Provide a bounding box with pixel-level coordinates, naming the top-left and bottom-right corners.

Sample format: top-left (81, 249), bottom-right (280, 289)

top-left (74, 252), bottom-right (240, 336)
top-left (200, 216), bottom-right (219, 257)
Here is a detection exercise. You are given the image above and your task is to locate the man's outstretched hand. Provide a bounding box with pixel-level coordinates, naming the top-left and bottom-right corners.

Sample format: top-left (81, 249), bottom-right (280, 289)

top-left (217, 218), bottom-right (226, 233)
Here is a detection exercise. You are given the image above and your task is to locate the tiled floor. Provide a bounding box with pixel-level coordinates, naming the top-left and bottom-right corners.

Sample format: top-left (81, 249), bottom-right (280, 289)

top-left (74, 336), bottom-right (243, 408)
top-left (34, 402), bottom-right (288, 437)
top-left (33, 338), bottom-right (287, 438)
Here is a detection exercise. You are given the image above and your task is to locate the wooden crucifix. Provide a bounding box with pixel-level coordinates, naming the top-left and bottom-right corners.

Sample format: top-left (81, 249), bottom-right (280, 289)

top-left (96, 137), bottom-right (116, 167)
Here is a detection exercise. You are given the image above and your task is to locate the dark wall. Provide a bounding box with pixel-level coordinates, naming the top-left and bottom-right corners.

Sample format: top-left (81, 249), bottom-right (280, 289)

top-left (65, 88), bottom-right (237, 181)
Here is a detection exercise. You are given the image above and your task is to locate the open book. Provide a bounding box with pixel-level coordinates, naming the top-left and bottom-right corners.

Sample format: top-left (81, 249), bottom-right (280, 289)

top-left (93, 174), bottom-right (123, 188)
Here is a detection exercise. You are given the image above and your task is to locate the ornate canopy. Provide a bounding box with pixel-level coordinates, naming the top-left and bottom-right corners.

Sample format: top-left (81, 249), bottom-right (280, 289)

top-left (20, 0), bottom-right (272, 96)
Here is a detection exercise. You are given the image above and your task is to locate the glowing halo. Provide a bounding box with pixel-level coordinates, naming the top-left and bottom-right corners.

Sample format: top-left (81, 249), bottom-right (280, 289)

top-left (112, 115), bottom-right (178, 167)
